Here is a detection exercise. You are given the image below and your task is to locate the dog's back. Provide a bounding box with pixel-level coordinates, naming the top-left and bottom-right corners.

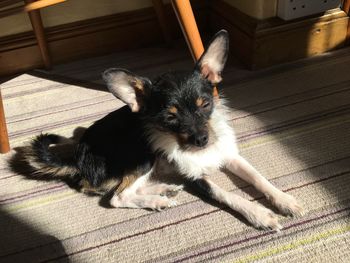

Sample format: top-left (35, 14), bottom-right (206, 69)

top-left (77, 105), bottom-right (155, 187)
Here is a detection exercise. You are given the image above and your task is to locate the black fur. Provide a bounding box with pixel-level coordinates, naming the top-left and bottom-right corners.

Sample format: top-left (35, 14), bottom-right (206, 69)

top-left (76, 106), bottom-right (154, 187)
top-left (145, 71), bottom-right (214, 145)
top-left (29, 134), bottom-right (76, 171)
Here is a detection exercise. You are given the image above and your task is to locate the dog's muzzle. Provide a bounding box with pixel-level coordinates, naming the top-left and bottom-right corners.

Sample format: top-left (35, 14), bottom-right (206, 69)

top-left (189, 130), bottom-right (209, 147)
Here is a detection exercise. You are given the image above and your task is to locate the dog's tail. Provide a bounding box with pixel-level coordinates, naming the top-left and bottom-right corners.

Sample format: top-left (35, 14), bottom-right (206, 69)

top-left (23, 133), bottom-right (79, 178)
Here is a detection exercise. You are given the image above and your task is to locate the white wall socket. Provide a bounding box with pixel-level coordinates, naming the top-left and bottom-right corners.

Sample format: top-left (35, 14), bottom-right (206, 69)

top-left (277, 0), bottom-right (341, 21)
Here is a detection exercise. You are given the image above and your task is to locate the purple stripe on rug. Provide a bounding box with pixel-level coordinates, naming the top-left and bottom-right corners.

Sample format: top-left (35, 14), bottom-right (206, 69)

top-left (7, 96), bottom-right (114, 124)
top-left (43, 206), bottom-right (350, 263)
top-left (8, 110), bottom-right (112, 139)
top-left (237, 105), bottom-right (350, 142)
top-left (3, 83), bottom-right (67, 99)
top-left (0, 174), bottom-right (18, 181)
top-left (0, 184), bottom-right (66, 204)
top-left (231, 87), bottom-right (350, 121)
top-left (1, 79), bottom-right (45, 90)
top-left (228, 79), bottom-right (350, 113)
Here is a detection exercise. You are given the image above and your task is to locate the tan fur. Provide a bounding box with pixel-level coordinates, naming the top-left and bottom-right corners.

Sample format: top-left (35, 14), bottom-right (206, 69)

top-left (196, 97), bottom-right (204, 107)
top-left (80, 178), bottom-right (121, 195)
top-left (201, 64), bottom-right (222, 84)
top-left (33, 166), bottom-right (77, 177)
top-left (115, 174), bottom-right (139, 195)
top-left (133, 78), bottom-right (144, 92)
top-left (168, 106), bottom-right (178, 114)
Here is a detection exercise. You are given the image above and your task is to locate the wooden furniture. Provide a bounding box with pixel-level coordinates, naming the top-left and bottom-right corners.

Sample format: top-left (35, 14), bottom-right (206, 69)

top-left (171, 0), bottom-right (204, 62)
top-left (171, 0), bottom-right (219, 97)
top-left (0, 0), bottom-right (65, 153)
top-left (0, 90), bottom-right (9, 153)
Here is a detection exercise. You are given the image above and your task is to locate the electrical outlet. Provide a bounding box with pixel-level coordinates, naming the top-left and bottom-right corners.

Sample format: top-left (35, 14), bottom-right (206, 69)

top-left (277, 0), bottom-right (341, 21)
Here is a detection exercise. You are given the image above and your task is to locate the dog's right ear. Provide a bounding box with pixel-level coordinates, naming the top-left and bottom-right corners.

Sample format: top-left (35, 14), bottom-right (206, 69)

top-left (195, 30), bottom-right (229, 85)
top-left (102, 68), bottom-right (151, 112)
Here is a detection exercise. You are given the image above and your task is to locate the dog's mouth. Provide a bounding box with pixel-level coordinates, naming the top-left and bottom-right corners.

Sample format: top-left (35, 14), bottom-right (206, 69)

top-left (180, 142), bottom-right (211, 152)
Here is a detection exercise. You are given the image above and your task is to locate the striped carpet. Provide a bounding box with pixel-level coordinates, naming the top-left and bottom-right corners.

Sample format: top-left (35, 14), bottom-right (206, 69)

top-left (0, 46), bottom-right (350, 263)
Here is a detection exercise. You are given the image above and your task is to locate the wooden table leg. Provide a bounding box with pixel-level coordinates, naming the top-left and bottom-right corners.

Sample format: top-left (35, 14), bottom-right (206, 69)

top-left (171, 0), bottom-right (204, 62)
top-left (0, 91), bottom-right (10, 153)
top-left (25, 0), bottom-right (52, 69)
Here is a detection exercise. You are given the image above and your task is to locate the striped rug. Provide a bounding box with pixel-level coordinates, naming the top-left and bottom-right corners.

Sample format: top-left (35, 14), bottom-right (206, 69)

top-left (0, 46), bottom-right (350, 263)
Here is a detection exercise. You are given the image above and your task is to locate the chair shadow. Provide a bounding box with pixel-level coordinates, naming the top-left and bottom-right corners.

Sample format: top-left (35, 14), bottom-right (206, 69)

top-left (28, 71), bottom-right (108, 93)
top-left (0, 207), bottom-right (70, 263)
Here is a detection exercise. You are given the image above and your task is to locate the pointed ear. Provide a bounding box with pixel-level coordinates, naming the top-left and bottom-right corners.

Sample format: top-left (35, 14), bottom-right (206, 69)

top-left (195, 30), bottom-right (229, 84)
top-left (102, 68), bottom-right (151, 112)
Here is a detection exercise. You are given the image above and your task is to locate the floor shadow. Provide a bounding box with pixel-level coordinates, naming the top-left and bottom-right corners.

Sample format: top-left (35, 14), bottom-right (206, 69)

top-left (27, 71), bottom-right (108, 93)
top-left (0, 208), bottom-right (70, 263)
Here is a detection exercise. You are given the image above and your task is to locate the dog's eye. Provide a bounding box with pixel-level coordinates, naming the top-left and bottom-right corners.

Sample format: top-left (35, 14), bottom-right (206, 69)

top-left (165, 114), bottom-right (177, 122)
top-left (202, 101), bottom-right (211, 109)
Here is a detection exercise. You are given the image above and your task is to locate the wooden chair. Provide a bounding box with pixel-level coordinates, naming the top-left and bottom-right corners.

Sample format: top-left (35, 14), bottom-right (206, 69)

top-left (0, 0), bottom-right (65, 153)
top-left (171, 0), bottom-right (204, 62)
top-left (0, 0), bottom-right (203, 153)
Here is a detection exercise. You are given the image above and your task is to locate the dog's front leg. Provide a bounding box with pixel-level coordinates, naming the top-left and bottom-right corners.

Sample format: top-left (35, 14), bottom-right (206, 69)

top-left (194, 176), bottom-right (282, 230)
top-left (226, 155), bottom-right (303, 216)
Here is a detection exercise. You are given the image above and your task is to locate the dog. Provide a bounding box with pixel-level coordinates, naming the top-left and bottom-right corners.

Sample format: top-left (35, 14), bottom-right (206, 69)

top-left (23, 30), bottom-right (303, 231)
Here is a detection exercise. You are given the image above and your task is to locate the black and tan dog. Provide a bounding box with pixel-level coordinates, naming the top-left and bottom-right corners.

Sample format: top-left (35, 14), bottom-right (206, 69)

top-left (23, 30), bottom-right (303, 230)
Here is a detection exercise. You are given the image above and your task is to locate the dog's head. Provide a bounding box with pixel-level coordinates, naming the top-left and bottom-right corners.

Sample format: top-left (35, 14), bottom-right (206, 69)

top-left (103, 30), bottom-right (229, 148)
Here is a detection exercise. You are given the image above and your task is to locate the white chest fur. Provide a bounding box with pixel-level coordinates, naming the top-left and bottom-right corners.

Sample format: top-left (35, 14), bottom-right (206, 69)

top-left (148, 105), bottom-right (239, 179)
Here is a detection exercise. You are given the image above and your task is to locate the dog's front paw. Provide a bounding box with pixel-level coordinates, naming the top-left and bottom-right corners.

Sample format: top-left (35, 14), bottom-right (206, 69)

top-left (245, 204), bottom-right (282, 231)
top-left (152, 197), bottom-right (178, 211)
top-left (162, 184), bottom-right (184, 197)
top-left (270, 192), bottom-right (304, 217)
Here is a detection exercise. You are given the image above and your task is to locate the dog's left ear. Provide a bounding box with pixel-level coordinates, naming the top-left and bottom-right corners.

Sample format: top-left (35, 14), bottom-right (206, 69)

top-left (195, 30), bottom-right (229, 84)
top-left (102, 68), bottom-right (151, 112)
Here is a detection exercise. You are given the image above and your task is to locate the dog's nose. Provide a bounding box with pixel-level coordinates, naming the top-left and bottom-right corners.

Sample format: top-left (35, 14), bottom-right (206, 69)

top-left (194, 133), bottom-right (208, 147)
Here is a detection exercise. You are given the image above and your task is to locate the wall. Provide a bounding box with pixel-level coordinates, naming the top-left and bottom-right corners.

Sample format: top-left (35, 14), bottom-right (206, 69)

top-left (223, 0), bottom-right (278, 19)
top-left (0, 0), bottom-right (153, 37)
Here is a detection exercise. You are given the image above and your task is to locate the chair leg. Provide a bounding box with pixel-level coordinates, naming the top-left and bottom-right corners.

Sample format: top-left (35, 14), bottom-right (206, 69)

top-left (0, 91), bottom-right (10, 153)
top-left (171, 0), bottom-right (204, 61)
top-left (25, 0), bottom-right (52, 69)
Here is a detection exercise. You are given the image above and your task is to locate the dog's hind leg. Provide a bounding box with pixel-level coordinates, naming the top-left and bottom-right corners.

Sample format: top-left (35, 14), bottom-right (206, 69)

top-left (80, 178), bottom-right (120, 196)
top-left (110, 193), bottom-right (178, 211)
top-left (136, 183), bottom-right (183, 197)
top-left (109, 170), bottom-right (178, 210)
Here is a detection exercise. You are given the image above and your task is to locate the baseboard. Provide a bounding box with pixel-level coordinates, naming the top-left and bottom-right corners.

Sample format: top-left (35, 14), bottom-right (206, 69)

top-left (0, 0), bottom-right (208, 76)
top-left (209, 0), bottom-right (349, 69)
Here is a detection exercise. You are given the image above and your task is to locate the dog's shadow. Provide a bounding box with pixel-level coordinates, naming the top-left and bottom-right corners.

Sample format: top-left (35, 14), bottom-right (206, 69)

top-left (183, 179), bottom-right (253, 227)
